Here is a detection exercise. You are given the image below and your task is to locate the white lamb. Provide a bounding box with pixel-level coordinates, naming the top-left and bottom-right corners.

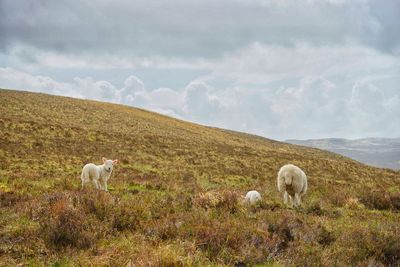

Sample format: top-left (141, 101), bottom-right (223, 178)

top-left (245, 190), bottom-right (262, 205)
top-left (81, 157), bottom-right (118, 191)
top-left (277, 164), bottom-right (308, 207)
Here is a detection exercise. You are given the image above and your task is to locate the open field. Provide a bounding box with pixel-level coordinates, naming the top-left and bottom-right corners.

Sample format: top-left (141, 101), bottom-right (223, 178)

top-left (1, 89), bottom-right (400, 266)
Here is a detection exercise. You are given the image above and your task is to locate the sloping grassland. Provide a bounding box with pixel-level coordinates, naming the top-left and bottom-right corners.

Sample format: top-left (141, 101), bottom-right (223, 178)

top-left (0, 89), bottom-right (399, 266)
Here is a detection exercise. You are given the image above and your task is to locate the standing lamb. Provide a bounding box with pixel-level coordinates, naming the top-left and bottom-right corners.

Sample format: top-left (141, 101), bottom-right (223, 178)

top-left (81, 157), bottom-right (118, 191)
top-left (277, 164), bottom-right (308, 207)
top-left (245, 190), bottom-right (262, 205)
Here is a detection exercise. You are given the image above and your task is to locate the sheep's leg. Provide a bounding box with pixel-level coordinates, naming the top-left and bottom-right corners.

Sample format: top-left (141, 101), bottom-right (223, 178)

top-left (289, 195), bottom-right (294, 207)
top-left (81, 173), bottom-right (88, 190)
top-left (294, 193), bottom-right (301, 207)
top-left (284, 191), bottom-right (289, 205)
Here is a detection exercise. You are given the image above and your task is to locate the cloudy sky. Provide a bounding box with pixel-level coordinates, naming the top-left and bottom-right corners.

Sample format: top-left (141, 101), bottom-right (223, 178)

top-left (1, 0), bottom-right (399, 140)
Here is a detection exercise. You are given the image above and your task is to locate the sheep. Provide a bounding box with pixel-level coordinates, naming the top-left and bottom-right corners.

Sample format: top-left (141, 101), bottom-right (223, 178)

top-left (277, 164), bottom-right (307, 207)
top-left (81, 157), bottom-right (118, 191)
top-left (245, 190), bottom-right (262, 205)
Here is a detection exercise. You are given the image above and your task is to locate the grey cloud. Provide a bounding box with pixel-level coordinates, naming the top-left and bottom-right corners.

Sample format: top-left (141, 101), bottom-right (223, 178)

top-left (1, 0), bottom-right (399, 59)
top-left (366, 1), bottom-right (400, 55)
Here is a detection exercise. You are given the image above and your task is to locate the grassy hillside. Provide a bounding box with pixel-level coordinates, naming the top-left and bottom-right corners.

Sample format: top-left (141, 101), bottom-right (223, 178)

top-left (1, 89), bottom-right (400, 266)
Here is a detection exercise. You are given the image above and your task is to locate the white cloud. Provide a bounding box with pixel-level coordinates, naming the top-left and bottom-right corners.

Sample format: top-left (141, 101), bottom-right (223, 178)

top-left (0, 67), bottom-right (73, 96)
top-left (148, 87), bottom-right (184, 110)
top-left (1, 37), bottom-right (400, 140)
top-left (347, 81), bottom-right (400, 137)
top-left (270, 77), bottom-right (349, 136)
top-left (182, 81), bottom-right (221, 121)
top-left (207, 42), bottom-right (399, 85)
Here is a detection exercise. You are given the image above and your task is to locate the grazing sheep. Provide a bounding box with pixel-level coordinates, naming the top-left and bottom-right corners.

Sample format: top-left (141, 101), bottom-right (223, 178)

top-left (81, 157), bottom-right (118, 191)
top-left (245, 190), bottom-right (262, 205)
top-left (277, 164), bottom-right (308, 207)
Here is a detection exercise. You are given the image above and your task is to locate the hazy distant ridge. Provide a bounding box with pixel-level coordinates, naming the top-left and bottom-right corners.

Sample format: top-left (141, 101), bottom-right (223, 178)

top-left (286, 137), bottom-right (400, 170)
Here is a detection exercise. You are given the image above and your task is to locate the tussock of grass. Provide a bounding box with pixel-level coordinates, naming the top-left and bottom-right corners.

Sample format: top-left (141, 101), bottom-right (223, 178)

top-left (0, 89), bottom-right (400, 265)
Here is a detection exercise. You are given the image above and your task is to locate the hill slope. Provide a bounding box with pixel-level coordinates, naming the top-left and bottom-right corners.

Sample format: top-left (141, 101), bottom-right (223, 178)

top-left (1, 89), bottom-right (400, 266)
top-left (286, 138), bottom-right (400, 170)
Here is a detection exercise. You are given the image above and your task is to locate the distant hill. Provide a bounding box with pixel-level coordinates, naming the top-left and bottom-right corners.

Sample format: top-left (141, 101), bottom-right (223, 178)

top-left (286, 138), bottom-right (400, 170)
top-left (1, 89), bottom-right (400, 266)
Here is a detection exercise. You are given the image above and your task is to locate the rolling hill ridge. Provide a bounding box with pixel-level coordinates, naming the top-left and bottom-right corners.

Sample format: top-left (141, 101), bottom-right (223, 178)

top-left (286, 137), bottom-right (400, 170)
top-left (0, 89), bottom-right (399, 266)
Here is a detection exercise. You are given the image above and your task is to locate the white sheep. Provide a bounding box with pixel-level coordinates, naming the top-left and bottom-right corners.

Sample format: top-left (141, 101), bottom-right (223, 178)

top-left (277, 164), bottom-right (308, 207)
top-left (245, 190), bottom-right (262, 205)
top-left (81, 157), bottom-right (118, 191)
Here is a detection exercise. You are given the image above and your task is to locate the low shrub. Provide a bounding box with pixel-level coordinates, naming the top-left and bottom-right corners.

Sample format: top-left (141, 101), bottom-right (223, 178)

top-left (112, 201), bottom-right (142, 232)
top-left (344, 197), bottom-right (364, 210)
top-left (192, 190), bottom-right (241, 214)
top-left (216, 190), bottom-right (240, 214)
top-left (76, 190), bottom-right (116, 221)
top-left (39, 197), bottom-right (97, 250)
top-left (0, 191), bottom-right (27, 207)
top-left (359, 190), bottom-right (392, 210)
top-left (316, 226), bottom-right (335, 247)
top-left (389, 192), bottom-right (400, 210)
top-left (306, 201), bottom-right (327, 216)
top-left (338, 227), bottom-right (400, 265)
top-left (181, 214), bottom-right (273, 264)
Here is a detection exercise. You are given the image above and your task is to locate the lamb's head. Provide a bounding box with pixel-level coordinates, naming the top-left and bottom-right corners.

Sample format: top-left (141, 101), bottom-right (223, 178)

top-left (102, 157), bottom-right (118, 172)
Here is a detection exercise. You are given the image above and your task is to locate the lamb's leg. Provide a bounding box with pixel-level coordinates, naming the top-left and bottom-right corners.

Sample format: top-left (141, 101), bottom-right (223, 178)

top-left (97, 179), bottom-right (103, 190)
top-left (99, 179), bottom-right (107, 191)
top-left (93, 179), bottom-right (100, 189)
top-left (103, 180), bottom-right (108, 192)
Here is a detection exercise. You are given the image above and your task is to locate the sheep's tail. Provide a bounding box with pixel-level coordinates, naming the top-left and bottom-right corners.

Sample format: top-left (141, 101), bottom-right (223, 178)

top-left (284, 173), bottom-right (292, 185)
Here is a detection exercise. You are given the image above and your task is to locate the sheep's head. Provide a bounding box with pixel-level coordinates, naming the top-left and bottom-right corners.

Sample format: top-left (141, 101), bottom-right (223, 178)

top-left (102, 157), bottom-right (118, 172)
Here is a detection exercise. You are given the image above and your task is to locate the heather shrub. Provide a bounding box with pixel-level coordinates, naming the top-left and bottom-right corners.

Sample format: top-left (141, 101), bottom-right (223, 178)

top-left (192, 190), bottom-right (241, 214)
top-left (216, 190), bottom-right (241, 214)
top-left (0, 191), bottom-right (27, 207)
top-left (75, 189), bottom-right (116, 221)
top-left (316, 225), bottom-right (335, 247)
top-left (337, 227), bottom-right (400, 265)
top-left (360, 190), bottom-right (392, 210)
top-left (111, 200), bottom-right (142, 232)
top-left (39, 196), bottom-right (98, 249)
top-left (306, 201), bottom-right (327, 216)
top-left (344, 197), bottom-right (364, 209)
top-left (182, 214), bottom-right (272, 264)
top-left (389, 192), bottom-right (400, 210)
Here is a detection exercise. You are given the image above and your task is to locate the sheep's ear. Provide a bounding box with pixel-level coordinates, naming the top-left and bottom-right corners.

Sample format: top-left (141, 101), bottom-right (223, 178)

top-left (102, 157), bottom-right (107, 163)
top-left (112, 159), bottom-right (118, 165)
